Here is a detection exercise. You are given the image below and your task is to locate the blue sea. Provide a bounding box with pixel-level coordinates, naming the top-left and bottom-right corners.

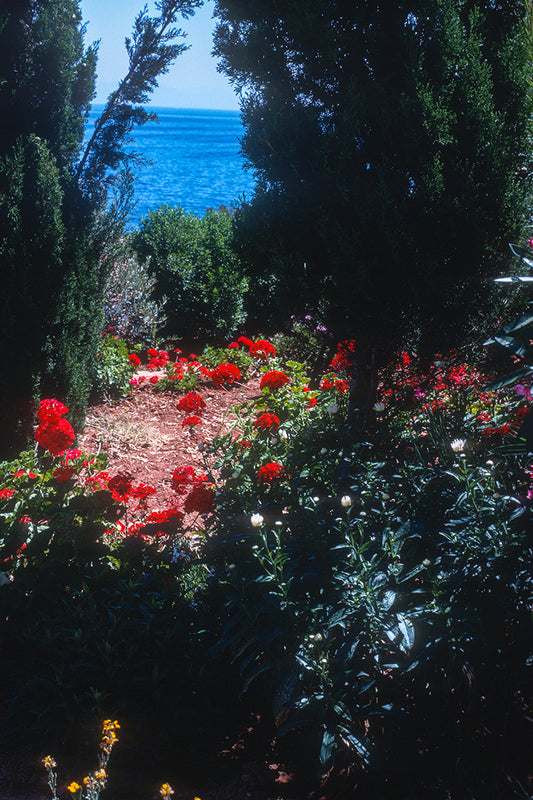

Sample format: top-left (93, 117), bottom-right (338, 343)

top-left (86, 106), bottom-right (256, 227)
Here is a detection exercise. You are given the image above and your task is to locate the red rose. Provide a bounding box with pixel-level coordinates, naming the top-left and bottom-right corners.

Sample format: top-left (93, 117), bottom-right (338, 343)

top-left (259, 371), bottom-right (289, 390)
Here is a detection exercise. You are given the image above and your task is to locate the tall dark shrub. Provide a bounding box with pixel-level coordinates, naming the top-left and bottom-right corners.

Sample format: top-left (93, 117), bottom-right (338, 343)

top-left (214, 0), bottom-right (533, 360)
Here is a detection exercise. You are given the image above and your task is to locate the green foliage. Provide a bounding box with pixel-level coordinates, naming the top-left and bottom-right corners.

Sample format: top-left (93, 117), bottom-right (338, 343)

top-left (92, 335), bottom-right (134, 400)
top-left (132, 205), bottom-right (248, 340)
top-left (215, 0), bottom-right (533, 357)
top-left (0, 0), bottom-right (203, 455)
top-left (200, 343), bottom-right (253, 375)
top-left (202, 347), bottom-right (533, 795)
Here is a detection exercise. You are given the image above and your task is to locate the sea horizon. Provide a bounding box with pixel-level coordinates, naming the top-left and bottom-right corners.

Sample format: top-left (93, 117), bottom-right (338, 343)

top-left (87, 105), bottom-right (256, 226)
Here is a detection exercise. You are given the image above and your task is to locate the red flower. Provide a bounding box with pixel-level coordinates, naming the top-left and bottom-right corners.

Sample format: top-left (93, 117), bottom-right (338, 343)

top-left (257, 461), bottom-right (287, 485)
top-left (129, 353), bottom-right (141, 368)
top-left (260, 371), bottom-right (290, 390)
top-left (176, 392), bottom-right (206, 414)
top-left (53, 465), bottom-right (75, 482)
top-left (85, 470), bottom-right (111, 490)
top-left (250, 339), bottom-right (276, 359)
top-left (145, 507), bottom-right (184, 525)
top-left (171, 465), bottom-right (197, 493)
top-left (149, 375), bottom-right (159, 384)
top-left (254, 412), bottom-right (280, 431)
top-left (0, 488), bottom-right (15, 500)
top-left (183, 482), bottom-right (215, 514)
top-left (147, 348), bottom-right (159, 358)
top-left (35, 417), bottom-right (75, 456)
top-left (37, 398), bottom-right (69, 423)
top-left (228, 342), bottom-right (239, 349)
top-left (210, 363), bottom-right (242, 388)
top-left (237, 336), bottom-right (254, 349)
top-left (108, 474), bottom-right (133, 501)
top-left (132, 482), bottom-right (157, 500)
top-left (182, 415), bottom-right (202, 428)
top-left (63, 448), bottom-right (82, 463)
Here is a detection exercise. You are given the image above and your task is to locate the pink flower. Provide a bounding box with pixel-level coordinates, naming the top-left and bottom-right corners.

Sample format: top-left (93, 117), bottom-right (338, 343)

top-left (515, 384), bottom-right (533, 402)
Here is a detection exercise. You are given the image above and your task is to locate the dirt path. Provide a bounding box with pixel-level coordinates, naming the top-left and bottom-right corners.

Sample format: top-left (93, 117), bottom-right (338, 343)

top-left (78, 373), bottom-right (262, 510)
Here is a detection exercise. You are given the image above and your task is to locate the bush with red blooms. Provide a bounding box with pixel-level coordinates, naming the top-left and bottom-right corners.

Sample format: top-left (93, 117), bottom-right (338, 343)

top-left (254, 413), bottom-right (280, 432)
top-left (176, 392), bottom-right (206, 414)
top-left (210, 362), bottom-right (242, 388)
top-left (34, 399), bottom-right (76, 456)
top-left (259, 370), bottom-right (290, 390)
top-left (250, 339), bottom-right (276, 359)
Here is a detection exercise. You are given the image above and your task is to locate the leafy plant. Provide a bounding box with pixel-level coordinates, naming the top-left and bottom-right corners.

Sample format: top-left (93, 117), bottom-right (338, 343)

top-left (92, 335), bottom-right (134, 400)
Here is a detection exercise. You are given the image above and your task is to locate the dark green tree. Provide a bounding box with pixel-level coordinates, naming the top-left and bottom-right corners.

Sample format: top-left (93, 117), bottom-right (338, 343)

top-left (213, 1), bottom-right (533, 381)
top-left (0, 0), bottom-right (202, 454)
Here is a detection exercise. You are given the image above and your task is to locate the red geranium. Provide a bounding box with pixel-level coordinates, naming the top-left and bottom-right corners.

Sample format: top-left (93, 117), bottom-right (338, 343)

top-left (35, 417), bottom-right (75, 456)
top-left (0, 488), bottom-right (15, 500)
top-left (182, 415), bottom-right (202, 428)
top-left (108, 474), bottom-right (133, 501)
top-left (250, 339), bottom-right (276, 359)
top-left (171, 465), bottom-right (197, 493)
top-left (176, 392), bottom-right (206, 413)
top-left (37, 398), bottom-right (69, 423)
top-left (257, 461), bottom-right (287, 485)
top-left (237, 336), bottom-right (254, 349)
top-left (129, 353), bottom-right (141, 368)
top-left (145, 507), bottom-right (185, 526)
top-left (183, 482), bottom-right (215, 514)
top-left (260, 371), bottom-right (290, 390)
top-left (254, 412), bottom-right (280, 431)
top-left (210, 363), bottom-right (242, 388)
top-left (53, 466), bottom-right (75, 482)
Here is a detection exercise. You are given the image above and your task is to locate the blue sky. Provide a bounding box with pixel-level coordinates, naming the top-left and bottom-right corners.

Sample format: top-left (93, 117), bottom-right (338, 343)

top-left (79, 0), bottom-right (240, 110)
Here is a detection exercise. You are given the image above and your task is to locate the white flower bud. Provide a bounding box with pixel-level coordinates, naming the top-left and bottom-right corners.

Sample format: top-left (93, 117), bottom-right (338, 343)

top-left (251, 513), bottom-right (264, 527)
top-left (450, 438), bottom-right (466, 453)
top-left (373, 401), bottom-right (385, 412)
top-left (340, 495), bottom-right (352, 508)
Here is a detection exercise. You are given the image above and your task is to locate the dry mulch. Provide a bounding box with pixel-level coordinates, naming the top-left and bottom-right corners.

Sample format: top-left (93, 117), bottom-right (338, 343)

top-left (78, 372), bottom-right (262, 510)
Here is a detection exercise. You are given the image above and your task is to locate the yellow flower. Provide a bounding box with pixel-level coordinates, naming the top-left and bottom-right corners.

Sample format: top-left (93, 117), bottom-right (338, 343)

top-left (94, 769), bottom-right (107, 785)
top-left (160, 783), bottom-right (175, 797)
top-left (42, 755), bottom-right (56, 770)
top-left (67, 782), bottom-right (81, 794)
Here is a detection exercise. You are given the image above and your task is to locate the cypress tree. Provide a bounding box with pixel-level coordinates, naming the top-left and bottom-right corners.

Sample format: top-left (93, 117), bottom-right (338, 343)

top-left (214, 1), bottom-right (533, 367)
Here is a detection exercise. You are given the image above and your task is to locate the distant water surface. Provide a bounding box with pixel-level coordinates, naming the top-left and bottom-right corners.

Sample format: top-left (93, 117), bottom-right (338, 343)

top-left (86, 106), bottom-right (256, 226)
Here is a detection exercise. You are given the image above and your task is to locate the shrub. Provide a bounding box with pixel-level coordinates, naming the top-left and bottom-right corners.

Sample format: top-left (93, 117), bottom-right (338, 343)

top-left (103, 245), bottom-right (167, 346)
top-left (131, 206), bottom-right (248, 341)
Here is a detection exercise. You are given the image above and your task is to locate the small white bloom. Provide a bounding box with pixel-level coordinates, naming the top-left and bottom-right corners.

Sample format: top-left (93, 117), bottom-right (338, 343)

top-left (486, 460), bottom-right (494, 467)
top-left (340, 495), bottom-right (352, 508)
top-left (450, 438), bottom-right (466, 453)
top-left (373, 401), bottom-right (385, 412)
top-left (326, 403), bottom-right (338, 414)
top-left (279, 429), bottom-right (288, 440)
top-left (320, 448), bottom-right (327, 455)
top-left (275, 520), bottom-right (283, 527)
top-left (250, 513), bottom-right (264, 527)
